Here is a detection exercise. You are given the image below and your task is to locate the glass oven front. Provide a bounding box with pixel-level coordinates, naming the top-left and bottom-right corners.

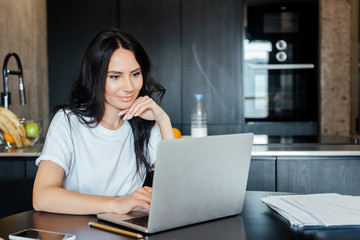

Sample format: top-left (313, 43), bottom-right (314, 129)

top-left (243, 2), bottom-right (318, 135)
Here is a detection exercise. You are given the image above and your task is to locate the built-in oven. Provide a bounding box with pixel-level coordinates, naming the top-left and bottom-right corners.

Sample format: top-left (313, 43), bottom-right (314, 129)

top-left (243, 1), bottom-right (318, 136)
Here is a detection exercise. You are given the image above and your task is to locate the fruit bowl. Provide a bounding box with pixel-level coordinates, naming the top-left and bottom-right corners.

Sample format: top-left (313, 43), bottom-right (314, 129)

top-left (1, 118), bottom-right (42, 149)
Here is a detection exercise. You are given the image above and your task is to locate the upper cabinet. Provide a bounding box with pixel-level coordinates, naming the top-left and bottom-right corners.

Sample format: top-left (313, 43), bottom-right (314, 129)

top-left (181, 0), bottom-right (244, 134)
top-left (119, 0), bottom-right (182, 128)
top-left (47, 0), bottom-right (118, 112)
top-left (48, 0), bottom-right (244, 135)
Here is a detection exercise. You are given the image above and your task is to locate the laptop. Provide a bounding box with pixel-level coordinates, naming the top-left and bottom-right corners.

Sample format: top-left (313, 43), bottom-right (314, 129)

top-left (97, 133), bottom-right (254, 234)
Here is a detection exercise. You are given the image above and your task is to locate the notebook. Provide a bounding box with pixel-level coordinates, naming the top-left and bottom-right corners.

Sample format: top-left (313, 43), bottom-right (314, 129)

top-left (97, 133), bottom-right (254, 234)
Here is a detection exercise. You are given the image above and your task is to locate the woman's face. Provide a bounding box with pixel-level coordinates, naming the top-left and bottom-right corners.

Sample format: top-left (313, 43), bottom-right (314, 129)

top-left (104, 48), bottom-right (143, 112)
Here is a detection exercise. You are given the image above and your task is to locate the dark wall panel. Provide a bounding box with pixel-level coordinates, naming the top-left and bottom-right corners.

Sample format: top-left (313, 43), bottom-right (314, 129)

top-left (47, 0), bottom-right (118, 112)
top-left (119, 0), bottom-right (182, 128)
top-left (181, 0), bottom-right (244, 134)
top-left (48, 0), bottom-right (245, 135)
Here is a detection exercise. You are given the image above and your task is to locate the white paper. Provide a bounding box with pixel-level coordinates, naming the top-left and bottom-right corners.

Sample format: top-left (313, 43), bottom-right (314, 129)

top-left (261, 193), bottom-right (360, 227)
top-left (261, 196), bottom-right (323, 226)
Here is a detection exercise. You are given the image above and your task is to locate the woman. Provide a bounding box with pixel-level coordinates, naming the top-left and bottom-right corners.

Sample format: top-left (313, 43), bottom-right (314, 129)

top-left (33, 28), bottom-right (175, 215)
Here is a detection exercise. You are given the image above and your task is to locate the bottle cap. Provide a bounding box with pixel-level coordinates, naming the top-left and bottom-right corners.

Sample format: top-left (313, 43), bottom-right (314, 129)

top-left (194, 94), bottom-right (203, 99)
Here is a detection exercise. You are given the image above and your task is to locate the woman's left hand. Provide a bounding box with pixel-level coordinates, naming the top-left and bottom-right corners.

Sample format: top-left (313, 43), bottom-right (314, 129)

top-left (119, 96), bottom-right (176, 140)
top-left (119, 96), bottom-right (168, 123)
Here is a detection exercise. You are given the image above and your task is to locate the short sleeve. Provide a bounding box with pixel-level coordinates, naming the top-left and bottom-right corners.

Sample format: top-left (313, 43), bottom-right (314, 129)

top-left (148, 124), bottom-right (162, 166)
top-left (36, 111), bottom-right (74, 175)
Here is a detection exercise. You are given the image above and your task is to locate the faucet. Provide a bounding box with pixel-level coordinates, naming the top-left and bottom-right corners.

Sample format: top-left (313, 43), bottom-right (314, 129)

top-left (2, 52), bottom-right (26, 109)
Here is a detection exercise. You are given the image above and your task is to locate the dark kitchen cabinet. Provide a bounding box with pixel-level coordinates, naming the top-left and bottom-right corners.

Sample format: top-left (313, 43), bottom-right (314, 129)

top-left (47, 0), bottom-right (245, 135)
top-left (119, 0), bottom-right (244, 134)
top-left (118, 0), bottom-right (182, 129)
top-left (277, 156), bottom-right (360, 195)
top-left (246, 156), bottom-right (276, 191)
top-left (0, 159), bottom-right (24, 182)
top-left (47, 0), bottom-right (118, 112)
top-left (181, 0), bottom-right (244, 135)
top-left (0, 177), bottom-right (34, 218)
top-left (0, 157), bottom-right (37, 217)
top-left (0, 157), bottom-right (38, 182)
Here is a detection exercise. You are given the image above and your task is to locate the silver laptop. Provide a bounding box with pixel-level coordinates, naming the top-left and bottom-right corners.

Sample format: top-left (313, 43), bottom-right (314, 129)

top-left (97, 133), bottom-right (253, 234)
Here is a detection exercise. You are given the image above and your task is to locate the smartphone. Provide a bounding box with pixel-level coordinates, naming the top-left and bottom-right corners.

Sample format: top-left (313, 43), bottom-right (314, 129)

top-left (9, 228), bottom-right (76, 240)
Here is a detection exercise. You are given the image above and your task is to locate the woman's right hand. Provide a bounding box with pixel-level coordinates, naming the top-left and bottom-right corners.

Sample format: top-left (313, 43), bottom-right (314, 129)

top-left (109, 186), bottom-right (152, 214)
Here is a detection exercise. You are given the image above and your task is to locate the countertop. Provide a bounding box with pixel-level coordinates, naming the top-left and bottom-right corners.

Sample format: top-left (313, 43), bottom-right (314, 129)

top-left (0, 143), bottom-right (43, 157)
top-left (252, 144), bottom-right (360, 156)
top-left (251, 135), bottom-right (360, 156)
top-left (2, 142), bottom-right (360, 157)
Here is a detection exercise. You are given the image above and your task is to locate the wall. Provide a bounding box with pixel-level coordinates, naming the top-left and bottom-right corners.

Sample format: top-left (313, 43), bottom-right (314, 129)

top-left (45, 0), bottom-right (359, 137)
top-left (47, 0), bottom-right (244, 135)
top-left (0, 0), bottom-right (49, 135)
top-left (47, 0), bottom-right (118, 114)
top-left (319, 0), bottom-right (358, 136)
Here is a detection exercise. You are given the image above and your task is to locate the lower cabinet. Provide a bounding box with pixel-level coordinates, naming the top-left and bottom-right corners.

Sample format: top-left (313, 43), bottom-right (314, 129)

top-left (247, 157), bottom-right (276, 191)
top-left (247, 155), bottom-right (360, 195)
top-left (0, 178), bottom-right (34, 218)
top-left (0, 157), bottom-right (37, 218)
top-left (277, 156), bottom-right (360, 195)
top-left (1, 155), bottom-right (360, 195)
top-left (26, 159), bottom-right (39, 178)
top-left (0, 157), bottom-right (37, 182)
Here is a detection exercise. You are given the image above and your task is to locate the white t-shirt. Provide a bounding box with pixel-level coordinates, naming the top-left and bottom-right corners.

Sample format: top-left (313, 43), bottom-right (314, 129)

top-left (36, 110), bottom-right (162, 197)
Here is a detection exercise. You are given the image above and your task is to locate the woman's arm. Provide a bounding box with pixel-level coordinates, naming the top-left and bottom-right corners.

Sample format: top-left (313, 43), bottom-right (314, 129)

top-left (120, 96), bottom-right (176, 140)
top-left (156, 114), bottom-right (175, 140)
top-left (33, 160), bottom-right (152, 215)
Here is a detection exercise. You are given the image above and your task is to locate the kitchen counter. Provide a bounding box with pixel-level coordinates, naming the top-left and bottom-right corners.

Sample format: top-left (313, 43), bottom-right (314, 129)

top-left (1, 141), bottom-right (360, 157)
top-left (252, 144), bottom-right (360, 156)
top-left (251, 135), bottom-right (360, 156)
top-left (1, 138), bottom-right (360, 195)
top-left (0, 143), bottom-right (42, 157)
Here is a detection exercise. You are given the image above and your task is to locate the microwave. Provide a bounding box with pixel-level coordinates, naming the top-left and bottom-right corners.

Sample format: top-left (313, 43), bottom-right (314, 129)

top-left (246, 2), bottom-right (318, 39)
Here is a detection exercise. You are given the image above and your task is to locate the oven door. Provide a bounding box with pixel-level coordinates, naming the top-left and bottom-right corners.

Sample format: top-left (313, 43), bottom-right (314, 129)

top-left (243, 40), bottom-right (318, 135)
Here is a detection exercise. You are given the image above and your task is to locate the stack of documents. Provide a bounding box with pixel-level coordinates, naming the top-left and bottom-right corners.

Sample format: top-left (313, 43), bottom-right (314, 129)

top-left (261, 193), bottom-right (360, 227)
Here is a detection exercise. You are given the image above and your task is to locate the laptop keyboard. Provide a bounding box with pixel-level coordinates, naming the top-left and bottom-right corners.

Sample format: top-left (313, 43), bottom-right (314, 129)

top-left (124, 215), bottom-right (149, 228)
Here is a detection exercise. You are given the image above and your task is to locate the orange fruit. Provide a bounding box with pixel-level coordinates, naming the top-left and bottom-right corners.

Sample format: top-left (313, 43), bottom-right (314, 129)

top-left (4, 132), bottom-right (14, 144)
top-left (172, 128), bottom-right (182, 139)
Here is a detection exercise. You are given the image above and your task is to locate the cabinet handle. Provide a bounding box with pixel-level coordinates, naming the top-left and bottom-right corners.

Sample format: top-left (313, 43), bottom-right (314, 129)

top-left (249, 64), bottom-right (315, 70)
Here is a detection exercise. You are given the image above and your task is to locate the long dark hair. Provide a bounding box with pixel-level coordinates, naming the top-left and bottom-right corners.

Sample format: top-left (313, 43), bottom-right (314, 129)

top-left (54, 28), bottom-right (165, 179)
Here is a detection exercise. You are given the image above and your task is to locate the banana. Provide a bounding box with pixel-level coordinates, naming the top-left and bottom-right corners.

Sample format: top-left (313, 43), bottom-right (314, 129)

top-left (0, 119), bottom-right (11, 138)
top-left (22, 137), bottom-right (32, 146)
top-left (0, 113), bottom-right (23, 147)
top-left (0, 107), bottom-right (26, 137)
top-left (0, 107), bottom-right (32, 148)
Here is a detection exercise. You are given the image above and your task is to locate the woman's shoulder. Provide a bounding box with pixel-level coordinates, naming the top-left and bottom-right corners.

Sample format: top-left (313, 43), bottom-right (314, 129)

top-left (52, 109), bottom-right (73, 122)
top-left (51, 109), bottom-right (87, 127)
